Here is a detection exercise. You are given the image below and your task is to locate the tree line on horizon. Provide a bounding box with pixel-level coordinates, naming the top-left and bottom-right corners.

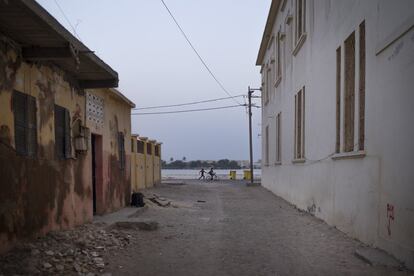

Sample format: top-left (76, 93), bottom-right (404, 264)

top-left (162, 159), bottom-right (241, 170)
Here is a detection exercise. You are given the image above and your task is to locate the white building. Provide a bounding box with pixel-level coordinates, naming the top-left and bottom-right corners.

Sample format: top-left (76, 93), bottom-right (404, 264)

top-left (257, 0), bottom-right (414, 269)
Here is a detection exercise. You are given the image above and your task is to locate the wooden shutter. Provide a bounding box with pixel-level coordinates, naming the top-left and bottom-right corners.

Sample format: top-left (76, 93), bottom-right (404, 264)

top-left (13, 91), bottom-right (28, 155)
top-left (138, 141), bottom-right (144, 154)
top-left (336, 47), bottom-right (341, 153)
top-left (344, 32), bottom-right (355, 152)
top-left (147, 143), bottom-right (151, 155)
top-left (55, 105), bottom-right (65, 159)
top-left (118, 132), bottom-right (125, 170)
top-left (64, 109), bottom-right (71, 159)
top-left (359, 21), bottom-right (366, 151)
top-left (27, 96), bottom-right (37, 157)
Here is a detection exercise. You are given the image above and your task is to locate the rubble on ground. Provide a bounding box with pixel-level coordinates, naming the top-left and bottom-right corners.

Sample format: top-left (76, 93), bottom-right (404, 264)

top-left (0, 223), bottom-right (135, 276)
top-left (146, 194), bottom-right (171, 207)
top-left (109, 221), bottom-right (159, 231)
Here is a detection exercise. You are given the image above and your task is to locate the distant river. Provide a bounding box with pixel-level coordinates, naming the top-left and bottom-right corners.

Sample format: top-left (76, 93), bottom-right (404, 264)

top-left (162, 169), bottom-right (261, 180)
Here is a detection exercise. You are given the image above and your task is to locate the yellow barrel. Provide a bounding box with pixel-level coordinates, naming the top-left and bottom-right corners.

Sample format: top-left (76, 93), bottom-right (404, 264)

top-left (243, 170), bottom-right (251, 180)
top-left (229, 170), bottom-right (236, 180)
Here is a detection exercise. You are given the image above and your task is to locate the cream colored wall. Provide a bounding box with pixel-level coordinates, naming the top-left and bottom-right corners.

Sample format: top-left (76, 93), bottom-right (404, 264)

top-left (259, 0), bottom-right (414, 269)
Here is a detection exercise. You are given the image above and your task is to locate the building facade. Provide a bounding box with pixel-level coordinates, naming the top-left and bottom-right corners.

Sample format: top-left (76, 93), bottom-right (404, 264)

top-left (257, 0), bottom-right (414, 269)
top-left (130, 136), bottom-right (162, 191)
top-left (0, 0), bottom-right (134, 252)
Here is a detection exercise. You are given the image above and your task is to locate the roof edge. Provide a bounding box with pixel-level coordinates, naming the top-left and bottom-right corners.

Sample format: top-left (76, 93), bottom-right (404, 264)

top-left (109, 88), bottom-right (136, 108)
top-left (19, 0), bottom-right (118, 85)
top-left (256, 0), bottom-right (281, 66)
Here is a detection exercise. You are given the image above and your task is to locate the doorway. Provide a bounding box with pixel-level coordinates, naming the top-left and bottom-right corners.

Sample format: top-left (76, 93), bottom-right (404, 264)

top-left (91, 134), bottom-right (102, 215)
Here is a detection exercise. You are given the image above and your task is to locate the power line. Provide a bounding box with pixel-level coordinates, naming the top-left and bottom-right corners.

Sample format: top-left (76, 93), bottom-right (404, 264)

top-left (159, 0), bottom-right (241, 105)
top-left (53, 0), bottom-right (82, 41)
top-left (133, 94), bottom-right (245, 110)
top-left (132, 105), bottom-right (243, 115)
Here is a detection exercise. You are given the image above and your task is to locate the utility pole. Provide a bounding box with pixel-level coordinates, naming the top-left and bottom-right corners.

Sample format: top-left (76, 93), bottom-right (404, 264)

top-left (247, 86), bottom-right (261, 185)
top-left (248, 86), bottom-right (254, 185)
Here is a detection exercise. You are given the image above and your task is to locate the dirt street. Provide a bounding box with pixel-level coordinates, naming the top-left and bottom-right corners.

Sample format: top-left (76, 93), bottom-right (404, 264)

top-left (1, 180), bottom-right (412, 276)
top-left (102, 180), bottom-right (411, 276)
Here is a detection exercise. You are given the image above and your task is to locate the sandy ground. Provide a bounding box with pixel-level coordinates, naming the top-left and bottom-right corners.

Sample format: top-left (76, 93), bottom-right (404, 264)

top-left (97, 180), bottom-right (412, 276)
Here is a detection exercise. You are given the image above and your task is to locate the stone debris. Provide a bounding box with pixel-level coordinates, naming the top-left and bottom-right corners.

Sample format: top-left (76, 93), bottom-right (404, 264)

top-left (109, 221), bottom-right (159, 231)
top-left (0, 223), bottom-right (135, 275)
top-left (147, 194), bottom-right (171, 207)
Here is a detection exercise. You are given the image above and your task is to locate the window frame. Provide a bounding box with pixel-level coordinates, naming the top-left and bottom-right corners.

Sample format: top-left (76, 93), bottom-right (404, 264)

top-left (275, 112), bottom-right (282, 165)
top-left (13, 90), bottom-right (38, 157)
top-left (293, 0), bottom-right (307, 56)
top-left (333, 21), bottom-right (366, 160)
top-left (137, 140), bottom-right (145, 154)
top-left (293, 87), bottom-right (305, 162)
top-left (54, 104), bottom-right (71, 160)
top-left (265, 125), bottom-right (269, 166)
top-left (146, 142), bottom-right (152, 155)
top-left (118, 132), bottom-right (125, 170)
top-left (275, 31), bottom-right (282, 87)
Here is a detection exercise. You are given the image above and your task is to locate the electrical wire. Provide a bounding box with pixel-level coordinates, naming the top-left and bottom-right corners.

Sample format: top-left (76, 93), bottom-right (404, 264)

top-left (132, 105), bottom-right (243, 115)
top-left (160, 0), bottom-right (241, 105)
top-left (53, 0), bottom-right (82, 41)
top-left (133, 94), bottom-right (245, 110)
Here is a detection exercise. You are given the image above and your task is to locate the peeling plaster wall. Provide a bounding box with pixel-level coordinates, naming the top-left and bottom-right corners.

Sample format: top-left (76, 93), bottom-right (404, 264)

top-left (260, 0), bottom-right (414, 269)
top-left (86, 89), bottom-right (132, 215)
top-left (0, 38), bottom-right (92, 253)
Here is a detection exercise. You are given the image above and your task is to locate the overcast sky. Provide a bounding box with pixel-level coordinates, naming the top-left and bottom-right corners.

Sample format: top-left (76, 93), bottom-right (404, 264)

top-left (36, 0), bottom-right (270, 161)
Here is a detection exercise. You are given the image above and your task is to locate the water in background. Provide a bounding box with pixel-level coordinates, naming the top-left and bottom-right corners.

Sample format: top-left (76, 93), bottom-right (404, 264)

top-left (162, 169), bottom-right (261, 180)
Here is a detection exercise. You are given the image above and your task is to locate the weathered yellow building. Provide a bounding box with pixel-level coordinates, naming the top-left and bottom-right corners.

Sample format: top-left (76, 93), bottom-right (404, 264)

top-left (85, 88), bottom-right (135, 214)
top-left (130, 136), bottom-right (162, 191)
top-left (0, 0), bottom-right (134, 252)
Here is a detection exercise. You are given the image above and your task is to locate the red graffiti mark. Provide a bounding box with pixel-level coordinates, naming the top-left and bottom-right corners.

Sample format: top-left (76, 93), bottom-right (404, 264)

top-left (387, 204), bottom-right (394, 236)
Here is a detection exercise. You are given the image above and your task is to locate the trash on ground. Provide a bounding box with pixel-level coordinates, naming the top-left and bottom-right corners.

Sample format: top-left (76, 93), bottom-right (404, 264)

top-left (131, 192), bottom-right (145, 207)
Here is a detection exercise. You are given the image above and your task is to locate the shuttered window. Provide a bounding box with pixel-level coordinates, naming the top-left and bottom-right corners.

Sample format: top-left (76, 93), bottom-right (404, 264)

top-left (275, 113), bottom-right (281, 163)
top-left (155, 145), bottom-right (160, 157)
top-left (13, 91), bottom-right (37, 157)
top-left (118, 132), bottom-right (125, 170)
top-left (359, 21), bottom-right (366, 151)
top-left (137, 141), bottom-right (144, 154)
top-left (294, 87), bottom-right (305, 160)
top-left (54, 105), bottom-right (71, 159)
top-left (131, 138), bottom-right (135, 153)
top-left (344, 32), bottom-right (355, 152)
top-left (336, 47), bottom-right (341, 153)
top-left (335, 21), bottom-right (365, 155)
top-left (147, 143), bottom-right (152, 155)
